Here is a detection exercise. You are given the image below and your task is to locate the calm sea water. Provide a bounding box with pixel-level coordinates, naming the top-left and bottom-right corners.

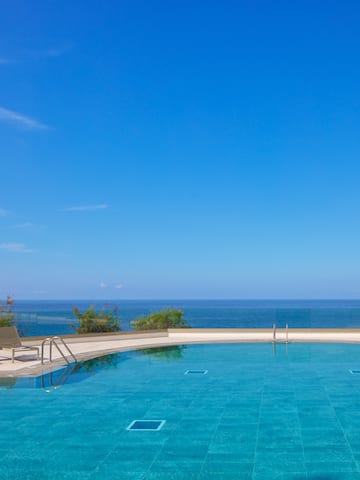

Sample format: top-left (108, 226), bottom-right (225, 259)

top-left (11, 299), bottom-right (360, 337)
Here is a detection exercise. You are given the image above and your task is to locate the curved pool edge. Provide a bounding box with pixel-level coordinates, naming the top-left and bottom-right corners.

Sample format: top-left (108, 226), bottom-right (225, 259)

top-left (3, 327), bottom-right (360, 378)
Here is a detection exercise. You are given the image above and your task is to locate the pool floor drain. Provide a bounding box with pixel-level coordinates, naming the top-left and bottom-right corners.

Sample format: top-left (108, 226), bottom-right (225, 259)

top-left (184, 370), bottom-right (208, 375)
top-left (127, 420), bottom-right (165, 431)
top-left (349, 370), bottom-right (360, 375)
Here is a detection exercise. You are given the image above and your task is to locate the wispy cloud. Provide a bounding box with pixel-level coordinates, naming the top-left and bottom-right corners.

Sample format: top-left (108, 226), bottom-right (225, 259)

top-left (99, 282), bottom-right (124, 289)
top-left (63, 204), bottom-right (108, 212)
top-left (0, 107), bottom-right (48, 130)
top-left (0, 208), bottom-right (10, 217)
top-left (37, 47), bottom-right (71, 58)
top-left (0, 43), bottom-right (71, 65)
top-left (27, 44), bottom-right (72, 59)
top-left (12, 222), bottom-right (39, 229)
top-left (0, 243), bottom-right (32, 253)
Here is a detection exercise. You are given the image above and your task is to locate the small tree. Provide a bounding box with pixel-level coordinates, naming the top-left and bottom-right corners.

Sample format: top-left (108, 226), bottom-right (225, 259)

top-left (131, 308), bottom-right (189, 331)
top-left (71, 305), bottom-right (120, 334)
top-left (0, 296), bottom-right (15, 327)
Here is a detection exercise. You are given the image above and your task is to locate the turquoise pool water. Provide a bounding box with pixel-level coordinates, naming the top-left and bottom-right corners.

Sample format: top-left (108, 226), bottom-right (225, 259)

top-left (2, 343), bottom-right (360, 479)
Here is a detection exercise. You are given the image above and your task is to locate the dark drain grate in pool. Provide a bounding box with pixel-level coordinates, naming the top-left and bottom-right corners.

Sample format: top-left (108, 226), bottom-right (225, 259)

top-left (350, 370), bottom-right (360, 375)
top-left (184, 369), bottom-right (208, 375)
top-left (127, 420), bottom-right (165, 431)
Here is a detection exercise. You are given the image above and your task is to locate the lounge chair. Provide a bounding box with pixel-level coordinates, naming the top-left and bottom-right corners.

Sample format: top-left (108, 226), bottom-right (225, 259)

top-left (0, 326), bottom-right (40, 363)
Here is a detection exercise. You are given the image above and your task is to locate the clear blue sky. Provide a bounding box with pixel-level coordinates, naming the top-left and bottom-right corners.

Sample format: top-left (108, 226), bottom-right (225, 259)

top-left (1, 0), bottom-right (360, 300)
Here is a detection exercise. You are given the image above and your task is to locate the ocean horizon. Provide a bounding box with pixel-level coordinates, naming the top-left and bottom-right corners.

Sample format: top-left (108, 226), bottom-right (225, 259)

top-left (10, 299), bottom-right (360, 337)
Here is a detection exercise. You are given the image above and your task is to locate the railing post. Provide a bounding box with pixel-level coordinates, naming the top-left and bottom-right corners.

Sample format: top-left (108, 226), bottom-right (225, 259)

top-left (41, 337), bottom-right (51, 365)
top-left (55, 336), bottom-right (77, 363)
top-left (41, 336), bottom-right (77, 365)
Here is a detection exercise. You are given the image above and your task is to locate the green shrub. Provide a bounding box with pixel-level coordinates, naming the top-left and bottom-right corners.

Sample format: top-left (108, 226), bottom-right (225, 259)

top-left (0, 296), bottom-right (15, 327)
top-left (71, 305), bottom-right (120, 334)
top-left (131, 308), bottom-right (189, 330)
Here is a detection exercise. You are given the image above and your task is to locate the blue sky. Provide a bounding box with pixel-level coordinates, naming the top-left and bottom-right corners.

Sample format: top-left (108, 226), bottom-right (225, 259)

top-left (1, 0), bottom-right (360, 299)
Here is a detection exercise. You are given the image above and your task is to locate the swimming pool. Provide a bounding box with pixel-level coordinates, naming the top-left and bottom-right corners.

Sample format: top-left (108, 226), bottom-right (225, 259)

top-left (2, 342), bottom-right (360, 479)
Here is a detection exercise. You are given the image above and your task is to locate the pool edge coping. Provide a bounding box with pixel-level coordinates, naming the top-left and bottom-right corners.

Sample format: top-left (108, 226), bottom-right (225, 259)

top-left (3, 328), bottom-right (360, 378)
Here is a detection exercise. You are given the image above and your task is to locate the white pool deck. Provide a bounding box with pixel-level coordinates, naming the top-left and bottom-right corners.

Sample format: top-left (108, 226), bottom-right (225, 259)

top-left (2, 328), bottom-right (360, 377)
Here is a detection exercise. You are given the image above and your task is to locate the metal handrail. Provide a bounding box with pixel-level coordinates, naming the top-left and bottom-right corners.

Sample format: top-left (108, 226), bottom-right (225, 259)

top-left (49, 338), bottom-right (70, 364)
top-left (272, 323), bottom-right (277, 342)
top-left (50, 336), bottom-right (77, 364)
top-left (41, 336), bottom-right (77, 365)
top-left (41, 337), bottom-right (51, 365)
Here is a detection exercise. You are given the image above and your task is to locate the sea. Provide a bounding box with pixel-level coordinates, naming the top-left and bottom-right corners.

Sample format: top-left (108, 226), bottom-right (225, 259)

top-left (9, 299), bottom-right (360, 337)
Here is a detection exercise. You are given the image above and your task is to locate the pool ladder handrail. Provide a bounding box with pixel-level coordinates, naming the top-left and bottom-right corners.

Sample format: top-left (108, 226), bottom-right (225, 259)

top-left (41, 336), bottom-right (77, 365)
top-left (272, 323), bottom-right (277, 342)
top-left (272, 323), bottom-right (289, 343)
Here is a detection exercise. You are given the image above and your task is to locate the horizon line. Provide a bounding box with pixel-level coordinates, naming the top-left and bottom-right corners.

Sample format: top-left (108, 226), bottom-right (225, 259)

top-left (11, 297), bottom-right (360, 302)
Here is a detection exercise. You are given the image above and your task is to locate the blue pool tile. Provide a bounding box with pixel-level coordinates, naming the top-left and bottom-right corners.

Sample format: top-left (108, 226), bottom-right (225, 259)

top-left (255, 444), bottom-right (304, 456)
top-left (208, 442), bottom-right (256, 454)
top-left (257, 437), bottom-right (303, 451)
top-left (307, 474), bottom-right (360, 480)
top-left (253, 473), bottom-right (308, 480)
top-left (110, 448), bottom-right (160, 461)
top-left (305, 462), bottom-right (359, 474)
top-left (199, 472), bottom-right (252, 480)
top-left (299, 417), bottom-right (340, 429)
top-left (212, 428), bottom-right (258, 442)
top-left (255, 451), bottom-right (304, 464)
top-left (147, 460), bottom-right (203, 475)
top-left (303, 446), bottom-right (354, 463)
top-left (201, 461), bottom-right (254, 474)
top-left (52, 473), bottom-right (92, 480)
top-left (206, 452), bottom-right (254, 462)
top-left (254, 460), bottom-right (307, 474)
top-left (144, 473), bottom-right (199, 480)
top-left (92, 470), bottom-right (144, 480)
top-left (156, 444), bottom-right (208, 461)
